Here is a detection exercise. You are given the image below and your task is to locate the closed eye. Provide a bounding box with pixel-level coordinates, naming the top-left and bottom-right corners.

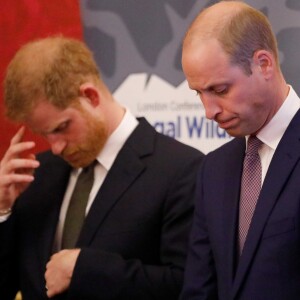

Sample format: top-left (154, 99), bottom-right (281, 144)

top-left (52, 121), bottom-right (69, 134)
top-left (211, 85), bottom-right (228, 95)
top-left (193, 85), bottom-right (228, 97)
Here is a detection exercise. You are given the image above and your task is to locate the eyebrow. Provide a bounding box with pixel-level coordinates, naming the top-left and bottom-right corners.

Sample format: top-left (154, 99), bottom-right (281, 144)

top-left (33, 120), bottom-right (68, 136)
top-left (191, 82), bottom-right (227, 92)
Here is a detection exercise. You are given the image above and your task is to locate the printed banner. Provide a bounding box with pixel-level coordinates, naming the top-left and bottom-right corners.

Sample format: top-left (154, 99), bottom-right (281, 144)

top-left (80, 0), bottom-right (300, 153)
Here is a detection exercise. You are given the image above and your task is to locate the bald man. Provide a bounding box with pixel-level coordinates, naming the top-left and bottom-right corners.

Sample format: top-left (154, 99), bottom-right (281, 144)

top-left (181, 1), bottom-right (300, 299)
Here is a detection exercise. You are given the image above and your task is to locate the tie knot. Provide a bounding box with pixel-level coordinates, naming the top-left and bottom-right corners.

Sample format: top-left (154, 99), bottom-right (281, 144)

top-left (83, 162), bottom-right (94, 171)
top-left (77, 160), bottom-right (97, 188)
top-left (81, 160), bottom-right (97, 174)
top-left (246, 136), bottom-right (262, 155)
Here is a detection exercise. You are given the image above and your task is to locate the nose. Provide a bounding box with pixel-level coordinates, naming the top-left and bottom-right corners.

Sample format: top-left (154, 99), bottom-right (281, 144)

top-left (200, 94), bottom-right (222, 120)
top-left (46, 135), bottom-right (67, 155)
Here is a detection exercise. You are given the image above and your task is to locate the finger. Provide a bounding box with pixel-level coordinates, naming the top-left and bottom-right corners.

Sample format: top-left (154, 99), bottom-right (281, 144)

top-left (45, 280), bottom-right (54, 298)
top-left (1, 127), bottom-right (35, 163)
top-left (1, 158), bottom-right (39, 176)
top-left (5, 141), bottom-right (36, 159)
top-left (10, 127), bottom-right (25, 145)
top-left (45, 268), bottom-right (56, 298)
top-left (1, 142), bottom-right (36, 167)
top-left (0, 173), bottom-right (35, 187)
top-left (47, 288), bottom-right (55, 298)
top-left (25, 153), bottom-right (36, 160)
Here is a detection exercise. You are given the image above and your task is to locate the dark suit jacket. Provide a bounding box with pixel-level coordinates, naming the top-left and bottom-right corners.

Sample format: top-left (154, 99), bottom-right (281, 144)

top-left (0, 118), bottom-right (203, 300)
top-left (181, 110), bottom-right (300, 300)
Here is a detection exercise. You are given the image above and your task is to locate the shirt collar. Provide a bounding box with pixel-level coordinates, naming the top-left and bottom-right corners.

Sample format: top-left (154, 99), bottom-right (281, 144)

top-left (96, 108), bottom-right (138, 171)
top-left (256, 85), bottom-right (300, 150)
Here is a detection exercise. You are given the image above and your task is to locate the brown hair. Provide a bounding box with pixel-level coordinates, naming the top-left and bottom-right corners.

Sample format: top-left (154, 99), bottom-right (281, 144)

top-left (4, 36), bottom-right (101, 121)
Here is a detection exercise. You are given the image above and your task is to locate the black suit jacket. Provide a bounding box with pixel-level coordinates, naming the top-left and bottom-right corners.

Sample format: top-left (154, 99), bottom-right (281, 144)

top-left (0, 118), bottom-right (203, 300)
top-left (181, 110), bottom-right (300, 300)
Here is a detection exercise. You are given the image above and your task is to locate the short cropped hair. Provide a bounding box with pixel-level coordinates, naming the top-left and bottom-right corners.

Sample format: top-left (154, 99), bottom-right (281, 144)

top-left (184, 1), bottom-right (279, 75)
top-left (219, 4), bottom-right (279, 75)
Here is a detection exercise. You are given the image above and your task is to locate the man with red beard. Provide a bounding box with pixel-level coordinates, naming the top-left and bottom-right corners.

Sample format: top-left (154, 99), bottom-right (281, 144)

top-left (0, 36), bottom-right (203, 300)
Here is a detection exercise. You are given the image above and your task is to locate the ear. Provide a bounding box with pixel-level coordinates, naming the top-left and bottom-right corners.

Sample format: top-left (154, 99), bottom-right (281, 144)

top-left (252, 50), bottom-right (274, 79)
top-left (79, 83), bottom-right (100, 107)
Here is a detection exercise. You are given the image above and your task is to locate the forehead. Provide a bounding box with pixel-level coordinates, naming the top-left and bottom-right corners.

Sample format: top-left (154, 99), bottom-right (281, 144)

top-left (182, 39), bottom-right (241, 89)
top-left (182, 39), bottom-right (228, 76)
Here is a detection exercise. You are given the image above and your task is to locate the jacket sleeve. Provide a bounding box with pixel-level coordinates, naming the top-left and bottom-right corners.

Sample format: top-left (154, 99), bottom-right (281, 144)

top-left (180, 159), bottom-right (218, 300)
top-left (0, 215), bottom-right (19, 299)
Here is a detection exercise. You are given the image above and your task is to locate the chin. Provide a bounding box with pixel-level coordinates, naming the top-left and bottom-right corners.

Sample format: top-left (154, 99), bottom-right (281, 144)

top-left (225, 125), bottom-right (251, 137)
top-left (64, 157), bottom-right (93, 169)
top-left (225, 129), bottom-right (239, 137)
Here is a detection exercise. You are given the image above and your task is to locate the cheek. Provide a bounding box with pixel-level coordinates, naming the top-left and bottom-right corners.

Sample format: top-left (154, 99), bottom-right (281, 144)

top-left (231, 91), bottom-right (254, 114)
top-left (68, 120), bottom-right (90, 141)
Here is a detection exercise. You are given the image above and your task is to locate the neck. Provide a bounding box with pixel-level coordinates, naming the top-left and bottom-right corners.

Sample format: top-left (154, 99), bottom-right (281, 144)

top-left (105, 98), bottom-right (126, 136)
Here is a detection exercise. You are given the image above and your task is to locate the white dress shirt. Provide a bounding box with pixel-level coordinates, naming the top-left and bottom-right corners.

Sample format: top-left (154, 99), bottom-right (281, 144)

top-left (247, 85), bottom-right (300, 184)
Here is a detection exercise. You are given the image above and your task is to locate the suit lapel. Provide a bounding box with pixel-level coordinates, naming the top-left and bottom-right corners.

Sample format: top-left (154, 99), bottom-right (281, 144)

top-left (232, 110), bottom-right (300, 298)
top-left (36, 156), bottom-right (72, 278)
top-left (77, 118), bottom-right (154, 246)
top-left (220, 138), bottom-right (246, 290)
